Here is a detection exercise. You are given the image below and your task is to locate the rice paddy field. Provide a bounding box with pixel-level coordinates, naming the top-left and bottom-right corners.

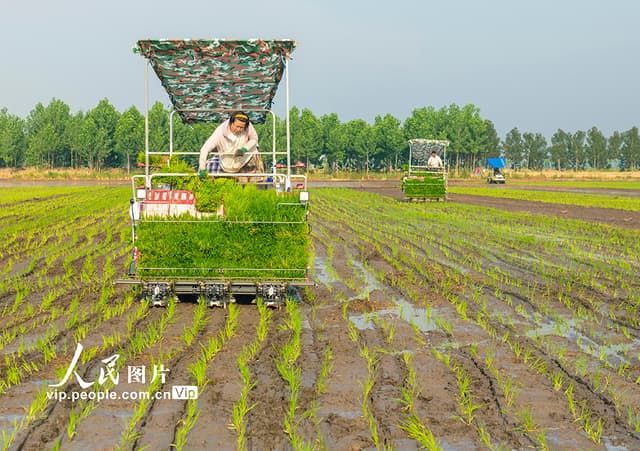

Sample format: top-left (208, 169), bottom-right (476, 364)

top-left (1, 178), bottom-right (639, 450)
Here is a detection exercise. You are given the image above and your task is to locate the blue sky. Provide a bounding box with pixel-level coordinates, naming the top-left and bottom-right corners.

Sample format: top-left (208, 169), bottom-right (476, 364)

top-left (1, 0), bottom-right (638, 140)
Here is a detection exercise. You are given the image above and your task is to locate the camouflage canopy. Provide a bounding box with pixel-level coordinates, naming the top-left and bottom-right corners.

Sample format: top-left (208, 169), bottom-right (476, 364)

top-left (408, 139), bottom-right (449, 164)
top-left (134, 39), bottom-right (297, 124)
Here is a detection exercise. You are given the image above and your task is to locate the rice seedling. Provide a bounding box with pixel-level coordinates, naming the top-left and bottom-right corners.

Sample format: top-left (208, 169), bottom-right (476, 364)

top-left (347, 319), bottom-right (359, 343)
top-left (435, 317), bottom-right (453, 336)
top-left (483, 348), bottom-right (495, 368)
top-left (316, 346), bottom-right (334, 396)
top-left (231, 361), bottom-right (258, 450)
top-left (381, 317), bottom-right (396, 345)
top-left (66, 401), bottom-right (92, 440)
top-left (102, 330), bottom-right (122, 351)
top-left (229, 300), bottom-right (272, 448)
top-left (516, 408), bottom-right (538, 433)
top-left (359, 344), bottom-right (380, 449)
top-left (274, 299), bottom-right (309, 448)
top-left (551, 370), bottom-right (565, 391)
top-left (454, 368), bottom-right (484, 426)
top-left (400, 413), bottom-right (441, 450)
top-left (626, 407), bottom-right (640, 433)
top-left (497, 374), bottom-right (521, 408)
top-left (432, 348), bottom-right (452, 368)
top-left (396, 353), bottom-right (441, 449)
top-left (172, 399), bottom-right (201, 450)
top-left (116, 377), bottom-right (162, 450)
top-left (584, 416), bottom-right (603, 444)
top-left (182, 299), bottom-right (208, 346)
top-left (1, 417), bottom-right (19, 451)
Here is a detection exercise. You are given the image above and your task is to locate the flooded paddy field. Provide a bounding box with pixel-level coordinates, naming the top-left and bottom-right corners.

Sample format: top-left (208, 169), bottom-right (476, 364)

top-left (1, 181), bottom-right (639, 450)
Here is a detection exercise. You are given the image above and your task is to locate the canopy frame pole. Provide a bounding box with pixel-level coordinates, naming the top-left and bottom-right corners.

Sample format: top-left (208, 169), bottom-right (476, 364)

top-left (284, 56), bottom-right (291, 188)
top-left (144, 60), bottom-right (150, 187)
top-left (169, 110), bottom-right (175, 161)
top-left (272, 108), bottom-right (277, 176)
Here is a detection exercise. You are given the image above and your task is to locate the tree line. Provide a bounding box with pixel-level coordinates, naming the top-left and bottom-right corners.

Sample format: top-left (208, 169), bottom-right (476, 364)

top-left (1, 98), bottom-right (639, 172)
top-left (503, 127), bottom-right (640, 171)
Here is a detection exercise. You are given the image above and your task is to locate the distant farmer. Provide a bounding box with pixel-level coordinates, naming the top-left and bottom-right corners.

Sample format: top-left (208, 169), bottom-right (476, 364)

top-left (198, 111), bottom-right (264, 175)
top-left (427, 150), bottom-right (443, 169)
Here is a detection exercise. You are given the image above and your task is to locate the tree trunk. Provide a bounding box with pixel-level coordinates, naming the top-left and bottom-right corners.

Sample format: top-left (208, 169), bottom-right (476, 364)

top-left (365, 150), bottom-right (369, 179)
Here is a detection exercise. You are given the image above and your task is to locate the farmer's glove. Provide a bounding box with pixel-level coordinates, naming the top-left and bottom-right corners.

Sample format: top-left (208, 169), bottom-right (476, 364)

top-left (198, 169), bottom-right (207, 179)
top-left (234, 147), bottom-right (248, 156)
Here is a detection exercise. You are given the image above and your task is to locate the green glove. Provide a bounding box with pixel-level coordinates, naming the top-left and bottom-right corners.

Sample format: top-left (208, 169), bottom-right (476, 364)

top-left (240, 147), bottom-right (247, 153)
top-left (198, 169), bottom-right (207, 179)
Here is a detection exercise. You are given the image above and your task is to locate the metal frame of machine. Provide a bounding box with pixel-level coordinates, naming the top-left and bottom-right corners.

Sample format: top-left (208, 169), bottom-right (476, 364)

top-left (115, 39), bottom-right (312, 307)
top-left (401, 139), bottom-right (449, 201)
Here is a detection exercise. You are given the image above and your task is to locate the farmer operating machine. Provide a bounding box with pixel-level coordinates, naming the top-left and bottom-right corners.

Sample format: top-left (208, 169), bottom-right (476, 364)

top-left (116, 39), bottom-right (311, 307)
top-left (401, 139), bottom-right (449, 201)
top-left (487, 157), bottom-right (507, 184)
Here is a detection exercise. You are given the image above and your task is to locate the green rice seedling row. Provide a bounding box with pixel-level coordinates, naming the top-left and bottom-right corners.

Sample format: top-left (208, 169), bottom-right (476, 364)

top-left (2, 181), bottom-right (639, 450)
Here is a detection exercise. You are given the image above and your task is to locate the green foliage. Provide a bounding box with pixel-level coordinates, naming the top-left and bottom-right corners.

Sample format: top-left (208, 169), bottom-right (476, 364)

top-left (114, 106), bottom-right (144, 171)
top-left (373, 114), bottom-right (405, 169)
top-left (137, 222), bottom-right (308, 279)
top-left (0, 108), bottom-right (26, 167)
top-left (136, 180), bottom-right (309, 279)
top-left (4, 97), bottom-right (640, 171)
top-left (152, 158), bottom-right (196, 188)
top-left (289, 107), bottom-right (323, 165)
top-left (401, 173), bottom-right (446, 199)
top-left (180, 178), bottom-right (307, 220)
top-left (503, 127), bottom-right (524, 169)
top-left (522, 132), bottom-right (548, 170)
top-left (186, 177), bottom-right (233, 212)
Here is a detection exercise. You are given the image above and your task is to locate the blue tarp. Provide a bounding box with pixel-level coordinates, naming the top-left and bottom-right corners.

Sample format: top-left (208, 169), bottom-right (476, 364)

top-left (487, 158), bottom-right (506, 169)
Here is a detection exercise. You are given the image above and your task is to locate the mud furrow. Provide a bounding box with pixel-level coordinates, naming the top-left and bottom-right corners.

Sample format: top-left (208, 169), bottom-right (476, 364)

top-left (185, 306), bottom-right (260, 450)
top-left (14, 307), bottom-right (164, 450)
top-left (135, 305), bottom-right (229, 451)
top-left (243, 309), bottom-right (291, 449)
top-left (312, 301), bottom-right (370, 450)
